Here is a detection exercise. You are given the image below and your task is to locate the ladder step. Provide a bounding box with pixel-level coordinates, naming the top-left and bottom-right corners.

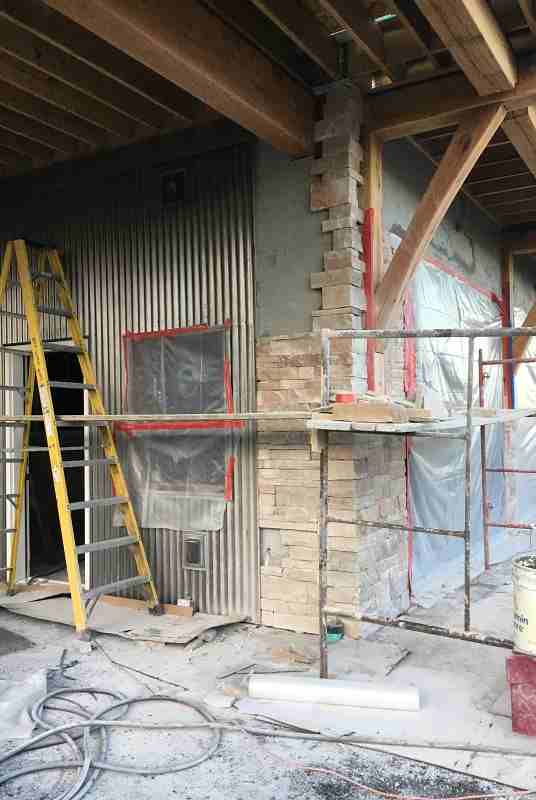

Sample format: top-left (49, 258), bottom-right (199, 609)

top-left (0, 528), bottom-right (16, 534)
top-left (0, 458), bottom-right (22, 463)
top-left (0, 385), bottom-right (26, 393)
top-left (64, 458), bottom-right (116, 469)
top-left (37, 304), bottom-right (73, 319)
top-left (32, 272), bottom-right (61, 284)
top-left (76, 535), bottom-right (137, 555)
top-left (49, 382), bottom-right (96, 391)
top-left (1, 343), bottom-right (83, 356)
top-left (84, 575), bottom-right (149, 603)
top-left (69, 496), bottom-right (128, 511)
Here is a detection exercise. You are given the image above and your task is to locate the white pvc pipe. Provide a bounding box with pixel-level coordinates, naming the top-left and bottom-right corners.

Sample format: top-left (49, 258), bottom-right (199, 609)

top-left (248, 675), bottom-right (420, 712)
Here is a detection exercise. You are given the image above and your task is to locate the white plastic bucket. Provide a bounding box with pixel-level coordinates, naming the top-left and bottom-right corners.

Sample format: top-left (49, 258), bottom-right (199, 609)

top-left (513, 552), bottom-right (536, 655)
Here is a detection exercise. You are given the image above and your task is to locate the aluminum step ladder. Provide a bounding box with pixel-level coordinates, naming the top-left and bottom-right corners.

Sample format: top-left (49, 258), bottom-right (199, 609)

top-left (0, 239), bottom-right (161, 635)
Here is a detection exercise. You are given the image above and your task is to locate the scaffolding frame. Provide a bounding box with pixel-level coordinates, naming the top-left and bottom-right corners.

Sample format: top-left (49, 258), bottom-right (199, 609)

top-left (314, 326), bottom-right (536, 679)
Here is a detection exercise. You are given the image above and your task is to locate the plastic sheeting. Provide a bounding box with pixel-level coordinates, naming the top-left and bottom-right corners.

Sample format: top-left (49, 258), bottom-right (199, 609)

top-left (403, 243), bottom-right (523, 605)
top-left (117, 326), bottom-right (232, 532)
top-left (125, 327), bottom-right (227, 414)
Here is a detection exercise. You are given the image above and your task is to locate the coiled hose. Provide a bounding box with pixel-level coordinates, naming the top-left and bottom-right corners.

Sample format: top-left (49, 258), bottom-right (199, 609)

top-left (0, 688), bottom-right (223, 800)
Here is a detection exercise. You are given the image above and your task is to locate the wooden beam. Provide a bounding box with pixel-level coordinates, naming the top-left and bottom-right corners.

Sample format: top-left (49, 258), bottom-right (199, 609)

top-left (43, 0), bottom-right (314, 156)
top-left (250, 0), bottom-right (339, 78)
top-left (0, 126), bottom-right (54, 163)
top-left (513, 301), bottom-right (536, 363)
top-left (0, 80), bottom-right (109, 148)
top-left (0, 16), bottom-right (180, 132)
top-left (502, 107), bottom-right (536, 178)
top-left (315, 0), bottom-right (393, 78)
top-left (368, 61), bottom-right (536, 141)
top-left (416, 0), bottom-right (517, 94)
top-left (519, 1), bottom-right (536, 37)
top-left (0, 51), bottom-right (144, 141)
top-left (0, 104), bottom-right (82, 155)
top-left (0, 0), bottom-right (208, 124)
top-left (375, 104), bottom-right (506, 329)
top-left (361, 131), bottom-right (384, 289)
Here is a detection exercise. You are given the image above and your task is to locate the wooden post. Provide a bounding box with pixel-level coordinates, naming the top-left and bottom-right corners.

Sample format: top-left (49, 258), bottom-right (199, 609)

top-left (375, 104), bottom-right (506, 330)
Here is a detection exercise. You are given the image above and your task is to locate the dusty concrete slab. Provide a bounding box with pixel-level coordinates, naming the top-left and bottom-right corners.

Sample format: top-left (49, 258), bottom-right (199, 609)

top-left (0, 627), bottom-right (33, 657)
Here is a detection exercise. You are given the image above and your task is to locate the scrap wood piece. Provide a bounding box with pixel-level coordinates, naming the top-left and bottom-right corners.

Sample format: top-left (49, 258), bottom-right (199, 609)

top-left (327, 401), bottom-right (410, 423)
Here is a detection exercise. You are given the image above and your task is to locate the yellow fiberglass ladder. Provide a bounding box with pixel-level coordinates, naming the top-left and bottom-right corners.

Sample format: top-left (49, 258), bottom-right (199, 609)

top-left (0, 239), bottom-right (161, 636)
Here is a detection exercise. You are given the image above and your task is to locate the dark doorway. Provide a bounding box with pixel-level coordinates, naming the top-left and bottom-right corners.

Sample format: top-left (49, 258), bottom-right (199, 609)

top-left (28, 352), bottom-right (85, 579)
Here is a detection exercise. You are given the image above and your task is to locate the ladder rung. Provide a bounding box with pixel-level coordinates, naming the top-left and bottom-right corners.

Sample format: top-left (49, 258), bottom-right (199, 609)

top-left (0, 528), bottom-right (16, 534)
top-left (0, 458), bottom-right (23, 463)
top-left (32, 272), bottom-right (61, 283)
top-left (0, 343), bottom-right (83, 356)
top-left (49, 382), bottom-right (96, 391)
top-left (37, 305), bottom-right (72, 319)
top-left (84, 575), bottom-right (149, 603)
top-left (69, 496), bottom-right (128, 511)
top-left (64, 458), bottom-right (116, 469)
top-left (76, 535), bottom-right (137, 554)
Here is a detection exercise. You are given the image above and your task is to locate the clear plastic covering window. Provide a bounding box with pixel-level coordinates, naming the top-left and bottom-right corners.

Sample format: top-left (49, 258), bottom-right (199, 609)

top-left (116, 325), bottom-right (235, 532)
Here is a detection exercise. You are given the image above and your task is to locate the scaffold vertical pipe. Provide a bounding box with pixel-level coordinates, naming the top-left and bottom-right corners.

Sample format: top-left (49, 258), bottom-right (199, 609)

top-left (478, 349), bottom-right (491, 570)
top-left (318, 445), bottom-right (329, 678)
top-left (464, 337), bottom-right (475, 631)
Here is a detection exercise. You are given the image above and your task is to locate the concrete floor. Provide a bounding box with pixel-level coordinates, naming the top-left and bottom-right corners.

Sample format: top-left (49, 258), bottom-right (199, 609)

top-left (0, 561), bottom-right (527, 799)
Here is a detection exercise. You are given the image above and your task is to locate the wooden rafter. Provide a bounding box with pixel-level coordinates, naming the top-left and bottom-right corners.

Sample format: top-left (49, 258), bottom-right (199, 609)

top-left (0, 0), bottom-right (208, 124)
top-left (375, 104), bottom-right (506, 329)
top-left (0, 79), bottom-right (111, 148)
top-left (0, 51), bottom-right (142, 141)
top-left (43, 0), bottom-right (314, 156)
top-left (0, 103), bottom-right (84, 155)
top-left (519, 1), bottom-right (536, 37)
top-left (385, 0), bottom-right (440, 69)
top-left (416, 0), bottom-right (517, 94)
top-left (513, 301), bottom-right (536, 364)
top-left (250, 0), bottom-right (339, 79)
top-left (0, 16), bottom-right (182, 132)
top-left (368, 67), bottom-right (536, 141)
top-left (315, 0), bottom-right (394, 79)
top-left (502, 107), bottom-right (536, 178)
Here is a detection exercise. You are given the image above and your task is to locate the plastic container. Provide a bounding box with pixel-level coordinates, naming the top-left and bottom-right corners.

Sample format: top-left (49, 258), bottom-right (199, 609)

top-left (513, 552), bottom-right (536, 656)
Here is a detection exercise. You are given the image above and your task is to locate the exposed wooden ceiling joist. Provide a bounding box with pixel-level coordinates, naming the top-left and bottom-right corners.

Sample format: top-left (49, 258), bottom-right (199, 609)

top-left (0, 16), bottom-right (184, 132)
top-left (416, 0), bottom-right (517, 94)
top-left (0, 103), bottom-right (84, 155)
top-left (0, 0), bottom-right (209, 125)
top-left (519, 0), bottom-right (536, 37)
top-left (249, 0), bottom-right (339, 79)
top-left (42, 0), bottom-right (314, 156)
top-left (368, 66), bottom-right (536, 141)
top-left (376, 104), bottom-right (506, 328)
top-left (315, 0), bottom-right (395, 79)
top-left (0, 51), bottom-right (143, 141)
top-left (502, 106), bottom-right (536, 177)
top-left (0, 79), bottom-right (110, 149)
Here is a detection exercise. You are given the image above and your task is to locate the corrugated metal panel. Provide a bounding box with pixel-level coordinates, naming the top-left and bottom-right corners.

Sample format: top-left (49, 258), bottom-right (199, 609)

top-left (0, 144), bottom-right (258, 618)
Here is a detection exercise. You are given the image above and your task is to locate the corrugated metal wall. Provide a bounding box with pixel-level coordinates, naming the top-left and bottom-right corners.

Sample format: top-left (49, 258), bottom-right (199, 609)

top-left (0, 141), bottom-right (258, 619)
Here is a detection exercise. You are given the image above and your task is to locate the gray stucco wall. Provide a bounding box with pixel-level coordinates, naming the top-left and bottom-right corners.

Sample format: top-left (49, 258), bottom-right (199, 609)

top-left (383, 139), bottom-right (503, 294)
top-left (255, 141), bottom-right (326, 337)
